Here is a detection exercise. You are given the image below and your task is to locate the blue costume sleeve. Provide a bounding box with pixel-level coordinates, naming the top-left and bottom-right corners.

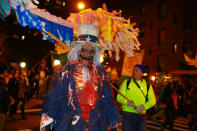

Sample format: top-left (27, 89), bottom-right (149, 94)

top-left (100, 68), bottom-right (120, 127)
top-left (41, 64), bottom-right (81, 131)
top-left (41, 76), bottom-right (68, 118)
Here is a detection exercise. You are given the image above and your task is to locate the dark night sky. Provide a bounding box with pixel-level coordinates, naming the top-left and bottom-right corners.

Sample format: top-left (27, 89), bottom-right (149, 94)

top-left (37, 0), bottom-right (136, 18)
top-left (0, 14), bottom-right (54, 69)
top-left (0, 0), bottom-right (136, 69)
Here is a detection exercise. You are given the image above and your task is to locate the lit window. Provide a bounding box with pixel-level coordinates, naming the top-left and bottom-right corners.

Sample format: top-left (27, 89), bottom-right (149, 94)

top-left (62, 2), bottom-right (66, 6)
top-left (173, 42), bottom-right (178, 53)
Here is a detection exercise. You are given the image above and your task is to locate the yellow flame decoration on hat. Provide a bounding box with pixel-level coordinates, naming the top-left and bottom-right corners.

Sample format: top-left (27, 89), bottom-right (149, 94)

top-left (67, 8), bottom-right (140, 61)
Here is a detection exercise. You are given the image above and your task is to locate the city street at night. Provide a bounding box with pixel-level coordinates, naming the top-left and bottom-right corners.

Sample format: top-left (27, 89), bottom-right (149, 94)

top-left (0, 0), bottom-right (196, 131)
top-left (3, 98), bottom-right (192, 131)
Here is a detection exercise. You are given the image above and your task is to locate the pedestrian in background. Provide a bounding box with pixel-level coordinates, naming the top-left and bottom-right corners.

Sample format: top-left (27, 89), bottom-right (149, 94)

top-left (176, 81), bottom-right (185, 117)
top-left (189, 78), bottom-right (197, 131)
top-left (161, 81), bottom-right (178, 131)
top-left (32, 74), bottom-right (39, 98)
top-left (18, 70), bottom-right (28, 119)
top-left (116, 64), bottom-right (156, 131)
top-left (0, 66), bottom-right (10, 131)
top-left (7, 69), bottom-right (19, 120)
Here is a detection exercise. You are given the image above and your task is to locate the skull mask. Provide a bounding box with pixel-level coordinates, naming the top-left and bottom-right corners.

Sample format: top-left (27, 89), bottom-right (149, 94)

top-left (78, 43), bottom-right (96, 65)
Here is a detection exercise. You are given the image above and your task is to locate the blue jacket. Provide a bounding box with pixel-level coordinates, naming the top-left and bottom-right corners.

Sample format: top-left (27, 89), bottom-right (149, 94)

top-left (41, 63), bottom-right (120, 131)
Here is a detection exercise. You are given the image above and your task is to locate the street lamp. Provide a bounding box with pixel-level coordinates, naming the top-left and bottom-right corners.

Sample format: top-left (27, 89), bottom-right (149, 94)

top-left (54, 59), bottom-right (61, 66)
top-left (21, 35), bottom-right (25, 40)
top-left (77, 2), bottom-right (85, 10)
top-left (151, 75), bottom-right (156, 81)
top-left (20, 62), bottom-right (26, 68)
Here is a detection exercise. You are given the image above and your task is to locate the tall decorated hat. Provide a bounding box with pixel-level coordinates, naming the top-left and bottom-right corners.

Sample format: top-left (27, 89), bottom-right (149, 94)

top-left (67, 9), bottom-right (141, 61)
top-left (72, 24), bottom-right (102, 50)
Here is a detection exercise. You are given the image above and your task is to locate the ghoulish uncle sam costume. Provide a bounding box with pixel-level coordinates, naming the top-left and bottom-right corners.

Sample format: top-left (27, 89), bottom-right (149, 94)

top-left (40, 24), bottom-right (120, 131)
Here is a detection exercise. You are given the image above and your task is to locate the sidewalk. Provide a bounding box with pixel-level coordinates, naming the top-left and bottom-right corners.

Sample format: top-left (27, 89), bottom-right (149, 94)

top-left (4, 98), bottom-right (43, 131)
top-left (25, 98), bottom-right (44, 109)
top-left (4, 114), bottom-right (40, 131)
top-left (16, 98), bottom-right (43, 113)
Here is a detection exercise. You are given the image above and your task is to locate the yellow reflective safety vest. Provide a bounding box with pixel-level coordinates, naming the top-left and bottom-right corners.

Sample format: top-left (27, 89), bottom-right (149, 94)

top-left (116, 78), bottom-right (156, 114)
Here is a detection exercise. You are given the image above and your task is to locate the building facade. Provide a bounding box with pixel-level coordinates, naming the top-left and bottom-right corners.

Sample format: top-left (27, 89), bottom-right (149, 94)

top-left (121, 0), bottom-right (197, 77)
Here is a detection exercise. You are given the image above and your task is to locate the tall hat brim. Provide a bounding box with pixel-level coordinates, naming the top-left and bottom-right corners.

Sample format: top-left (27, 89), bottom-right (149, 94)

top-left (71, 40), bottom-right (103, 51)
top-left (71, 24), bottom-right (103, 50)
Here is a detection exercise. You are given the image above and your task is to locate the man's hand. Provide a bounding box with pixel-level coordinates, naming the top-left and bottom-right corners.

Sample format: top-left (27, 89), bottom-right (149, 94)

top-left (127, 100), bottom-right (135, 107)
top-left (135, 105), bottom-right (145, 113)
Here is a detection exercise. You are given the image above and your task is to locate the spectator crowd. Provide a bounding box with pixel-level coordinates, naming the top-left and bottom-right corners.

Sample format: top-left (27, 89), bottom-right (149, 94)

top-left (0, 62), bottom-right (197, 131)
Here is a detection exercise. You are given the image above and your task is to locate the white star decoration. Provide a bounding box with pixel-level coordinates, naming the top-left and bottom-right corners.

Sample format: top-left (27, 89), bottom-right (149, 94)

top-left (86, 36), bottom-right (91, 42)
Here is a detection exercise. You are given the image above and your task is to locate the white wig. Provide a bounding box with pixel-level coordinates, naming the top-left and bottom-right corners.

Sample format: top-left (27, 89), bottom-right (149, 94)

top-left (68, 42), bottom-right (101, 66)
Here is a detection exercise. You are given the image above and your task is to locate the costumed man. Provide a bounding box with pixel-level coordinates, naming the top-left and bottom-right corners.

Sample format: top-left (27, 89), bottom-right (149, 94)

top-left (116, 64), bottom-right (156, 131)
top-left (40, 24), bottom-right (120, 131)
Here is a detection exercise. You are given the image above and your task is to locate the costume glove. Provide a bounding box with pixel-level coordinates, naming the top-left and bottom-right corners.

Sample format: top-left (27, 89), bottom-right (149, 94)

top-left (135, 105), bottom-right (145, 113)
